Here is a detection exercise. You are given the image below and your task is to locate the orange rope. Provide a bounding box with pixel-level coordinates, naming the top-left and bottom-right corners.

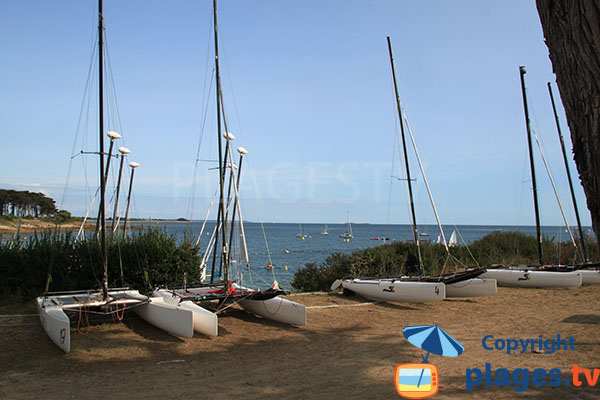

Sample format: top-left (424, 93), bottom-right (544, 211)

top-left (77, 302), bottom-right (90, 335)
top-left (115, 301), bottom-right (125, 321)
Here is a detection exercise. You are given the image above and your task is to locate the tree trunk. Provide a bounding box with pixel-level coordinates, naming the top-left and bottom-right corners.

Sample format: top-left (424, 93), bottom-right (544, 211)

top-left (536, 0), bottom-right (600, 250)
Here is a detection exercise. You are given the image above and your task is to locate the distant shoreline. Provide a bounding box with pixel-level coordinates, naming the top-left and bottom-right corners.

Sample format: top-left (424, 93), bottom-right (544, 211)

top-left (0, 218), bottom-right (171, 235)
top-left (0, 219), bottom-right (94, 235)
top-left (1, 217), bottom-right (592, 235)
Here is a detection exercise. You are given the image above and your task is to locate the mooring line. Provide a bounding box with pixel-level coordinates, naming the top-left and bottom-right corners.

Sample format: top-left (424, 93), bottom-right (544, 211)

top-left (307, 302), bottom-right (378, 309)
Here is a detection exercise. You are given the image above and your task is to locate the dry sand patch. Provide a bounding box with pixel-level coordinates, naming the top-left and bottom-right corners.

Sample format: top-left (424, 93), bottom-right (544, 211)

top-left (1, 287), bottom-right (599, 399)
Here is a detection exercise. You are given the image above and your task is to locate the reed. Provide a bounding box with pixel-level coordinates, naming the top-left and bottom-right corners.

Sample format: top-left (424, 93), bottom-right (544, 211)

top-left (0, 226), bottom-right (202, 303)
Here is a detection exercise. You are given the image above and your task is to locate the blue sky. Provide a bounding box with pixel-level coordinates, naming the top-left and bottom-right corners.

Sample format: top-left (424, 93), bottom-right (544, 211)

top-left (0, 0), bottom-right (592, 227)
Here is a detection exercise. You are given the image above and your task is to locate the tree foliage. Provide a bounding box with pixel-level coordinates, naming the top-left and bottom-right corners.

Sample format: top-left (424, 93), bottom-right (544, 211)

top-left (536, 0), bottom-right (600, 249)
top-left (0, 189), bottom-right (57, 218)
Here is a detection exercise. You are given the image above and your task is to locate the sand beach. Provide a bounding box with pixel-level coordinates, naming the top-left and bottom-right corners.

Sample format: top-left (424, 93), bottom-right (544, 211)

top-left (0, 218), bottom-right (164, 235)
top-left (1, 286), bottom-right (599, 399)
top-left (0, 219), bottom-right (93, 235)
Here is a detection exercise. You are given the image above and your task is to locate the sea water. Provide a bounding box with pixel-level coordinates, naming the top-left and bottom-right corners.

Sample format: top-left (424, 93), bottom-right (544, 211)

top-left (140, 222), bottom-right (587, 290)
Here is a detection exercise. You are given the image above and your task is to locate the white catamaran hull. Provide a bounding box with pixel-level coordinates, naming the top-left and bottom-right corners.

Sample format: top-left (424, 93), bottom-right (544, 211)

top-left (37, 289), bottom-right (149, 353)
top-left (481, 269), bottom-right (582, 288)
top-left (445, 278), bottom-right (497, 297)
top-left (238, 297), bottom-right (307, 326)
top-left (341, 279), bottom-right (445, 302)
top-left (36, 298), bottom-right (70, 353)
top-left (153, 289), bottom-right (219, 337)
top-left (580, 270), bottom-right (600, 285)
top-left (132, 297), bottom-right (195, 339)
top-left (37, 289), bottom-right (200, 352)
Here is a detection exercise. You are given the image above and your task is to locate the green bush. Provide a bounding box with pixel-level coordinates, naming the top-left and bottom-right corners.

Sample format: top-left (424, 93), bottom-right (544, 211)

top-left (52, 210), bottom-right (72, 223)
top-left (468, 230), bottom-right (597, 266)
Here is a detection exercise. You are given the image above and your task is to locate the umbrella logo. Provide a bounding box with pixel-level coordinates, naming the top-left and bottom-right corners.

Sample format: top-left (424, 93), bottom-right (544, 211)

top-left (395, 325), bottom-right (464, 399)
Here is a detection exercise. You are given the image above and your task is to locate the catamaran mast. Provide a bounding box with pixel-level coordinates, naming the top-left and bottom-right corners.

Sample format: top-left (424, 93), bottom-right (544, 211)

top-left (519, 66), bottom-right (543, 265)
top-left (547, 82), bottom-right (588, 263)
top-left (98, 0), bottom-right (109, 299)
top-left (387, 36), bottom-right (421, 273)
top-left (209, 0), bottom-right (230, 285)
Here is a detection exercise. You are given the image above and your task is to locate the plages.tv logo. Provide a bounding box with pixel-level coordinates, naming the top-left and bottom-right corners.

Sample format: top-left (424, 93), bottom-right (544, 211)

top-left (465, 333), bottom-right (599, 393)
top-left (395, 325), bottom-right (464, 399)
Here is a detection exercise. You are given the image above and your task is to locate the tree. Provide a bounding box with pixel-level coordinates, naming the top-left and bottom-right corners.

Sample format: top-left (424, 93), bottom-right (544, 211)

top-left (0, 190), bottom-right (8, 216)
top-left (536, 0), bottom-right (600, 249)
top-left (0, 189), bottom-right (57, 218)
top-left (53, 210), bottom-right (72, 223)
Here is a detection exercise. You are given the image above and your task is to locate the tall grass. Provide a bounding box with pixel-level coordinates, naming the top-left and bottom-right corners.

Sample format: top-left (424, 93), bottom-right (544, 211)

top-left (291, 231), bottom-right (598, 292)
top-left (0, 226), bottom-right (202, 303)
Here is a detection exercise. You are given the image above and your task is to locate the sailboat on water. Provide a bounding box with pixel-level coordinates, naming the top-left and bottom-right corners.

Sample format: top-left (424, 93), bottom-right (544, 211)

top-left (336, 37), bottom-right (496, 302)
top-left (154, 0), bottom-right (306, 333)
top-left (36, 0), bottom-right (196, 353)
top-left (321, 224), bottom-right (329, 236)
top-left (340, 212), bottom-right (354, 239)
top-left (448, 230), bottom-right (458, 247)
top-left (483, 67), bottom-right (588, 287)
top-left (296, 224), bottom-right (307, 239)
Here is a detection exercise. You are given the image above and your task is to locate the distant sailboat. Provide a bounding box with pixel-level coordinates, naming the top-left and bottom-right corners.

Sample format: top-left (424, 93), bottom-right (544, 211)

top-left (340, 212), bottom-right (353, 239)
top-left (296, 224), bottom-right (307, 239)
top-left (321, 224), bottom-right (329, 236)
top-left (448, 230), bottom-right (458, 247)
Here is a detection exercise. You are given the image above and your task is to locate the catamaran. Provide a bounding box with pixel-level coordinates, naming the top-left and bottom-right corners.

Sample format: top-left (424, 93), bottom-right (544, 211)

top-left (37, 0), bottom-right (195, 353)
top-left (337, 37), bottom-right (496, 302)
top-left (153, 0), bottom-right (306, 333)
top-left (482, 67), bottom-right (585, 288)
top-left (536, 82), bottom-right (599, 285)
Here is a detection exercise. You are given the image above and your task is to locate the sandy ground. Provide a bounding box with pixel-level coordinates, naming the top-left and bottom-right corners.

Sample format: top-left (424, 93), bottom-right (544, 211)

top-left (0, 220), bottom-right (94, 235)
top-left (1, 286), bottom-right (599, 400)
top-left (0, 219), bottom-right (155, 235)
